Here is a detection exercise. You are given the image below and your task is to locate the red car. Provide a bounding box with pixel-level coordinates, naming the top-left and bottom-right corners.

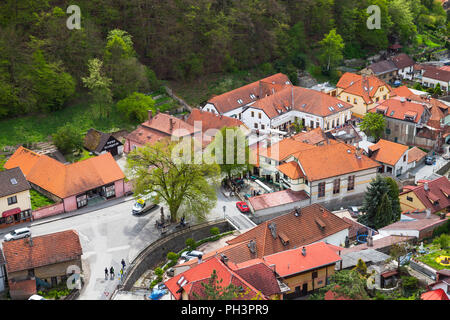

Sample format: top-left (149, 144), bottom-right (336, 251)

top-left (236, 201), bottom-right (250, 213)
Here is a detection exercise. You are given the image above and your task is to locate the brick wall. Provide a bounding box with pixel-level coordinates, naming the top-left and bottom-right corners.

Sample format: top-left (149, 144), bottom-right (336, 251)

top-left (32, 202), bottom-right (65, 220)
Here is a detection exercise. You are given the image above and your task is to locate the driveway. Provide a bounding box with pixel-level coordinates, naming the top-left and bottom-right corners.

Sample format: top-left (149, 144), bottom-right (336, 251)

top-left (407, 154), bottom-right (448, 183)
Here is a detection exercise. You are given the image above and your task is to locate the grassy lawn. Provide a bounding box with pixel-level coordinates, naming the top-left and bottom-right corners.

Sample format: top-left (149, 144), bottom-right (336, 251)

top-left (30, 189), bottom-right (55, 210)
top-left (0, 98), bottom-right (140, 149)
top-left (416, 244), bottom-right (450, 271)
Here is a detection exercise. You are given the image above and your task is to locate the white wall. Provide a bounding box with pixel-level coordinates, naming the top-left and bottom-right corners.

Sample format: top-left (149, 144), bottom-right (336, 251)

top-left (422, 77), bottom-right (449, 92)
top-left (398, 66), bottom-right (414, 81)
top-left (313, 229), bottom-right (349, 247)
top-left (378, 229), bottom-right (419, 238)
top-left (241, 107), bottom-right (271, 133)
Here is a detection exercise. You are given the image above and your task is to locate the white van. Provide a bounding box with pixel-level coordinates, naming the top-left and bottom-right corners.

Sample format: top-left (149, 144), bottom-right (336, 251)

top-left (132, 198), bottom-right (157, 215)
top-left (4, 227), bottom-right (31, 242)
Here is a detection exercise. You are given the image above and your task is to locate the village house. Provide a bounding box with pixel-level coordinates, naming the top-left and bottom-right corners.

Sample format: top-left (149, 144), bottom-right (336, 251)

top-left (399, 177), bottom-right (450, 216)
top-left (239, 86), bottom-right (353, 134)
top-left (335, 72), bottom-right (392, 118)
top-left (83, 128), bottom-right (124, 156)
top-left (390, 53), bottom-right (416, 81)
top-left (369, 98), bottom-right (431, 146)
top-left (124, 111), bottom-right (201, 153)
top-left (421, 66), bottom-right (450, 93)
top-left (164, 256), bottom-right (280, 300)
top-left (4, 147), bottom-right (126, 213)
top-left (201, 73), bottom-right (292, 119)
top-left (2, 230), bottom-right (82, 300)
top-left (0, 167), bottom-right (32, 229)
top-left (421, 270), bottom-right (450, 300)
top-left (368, 139), bottom-right (410, 177)
top-left (263, 242), bottom-right (342, 299)
top-left (361, 59), bottom-right (398, 82)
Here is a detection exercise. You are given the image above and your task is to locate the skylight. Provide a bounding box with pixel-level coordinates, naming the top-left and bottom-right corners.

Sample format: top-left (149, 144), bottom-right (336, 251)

top-left (328, 106), bottom-right (335, 111)
top-left (10, 178), bottom-right (17, 185)
top-left (250, 94), bottom-right (256, 99)
top-left (390, 111), bottom-right (395, 116)
top-left (237, 99), bottom-right (243, 104)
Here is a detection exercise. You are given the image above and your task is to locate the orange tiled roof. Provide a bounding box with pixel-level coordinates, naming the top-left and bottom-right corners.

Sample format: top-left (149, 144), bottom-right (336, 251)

top-left (3, 230), bottom-right (82, 273)
top-left (421, 289), bottom-right (449, 300)
top-left (277, 161), bottom-right (304, 180)
top-left (250, 86), bottom-right (353, 119)
top-left (337, 73), bottom-right (391, 104)
top-left (248, 189), bottom-right (309, 211)
top-left (4, 147), bottom-right (125, 199)
top-left (407, 147), bottom-right (427, 164)
top-left (186, 109), bottom-right (245, 135)
top-left (258, 138), bottom-right (316, 162)
top-left (368, 139), bottom-right (409, 166)
top-left (263, 242), bottom-right (342, 277)
top-left (370, 98), bottom-right (427, 124)
top-left (208, 73), bottom-right (291, 114)
top-left (293, 142), bottom-right (380, 181)
top-left (291, 127), bottom-right (329, 146)
top-left (226, 203), bottom-right (351, 258)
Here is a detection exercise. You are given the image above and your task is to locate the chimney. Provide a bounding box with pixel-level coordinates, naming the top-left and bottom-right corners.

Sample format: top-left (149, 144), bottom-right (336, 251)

top-left (426, 208), bottom-right (431, 219)
top-left (220, 254), bottom-right (229, 265)
top-left (301, 247), bottom-right (306, 256)
top-left (148, 110), bottom-right (153, 120)
top-left (424, 182), bottom-right (429, 191)
top-left (198, 254), bottom-right (203, 264)
top-left (169, 118), bottom-right (174, 132)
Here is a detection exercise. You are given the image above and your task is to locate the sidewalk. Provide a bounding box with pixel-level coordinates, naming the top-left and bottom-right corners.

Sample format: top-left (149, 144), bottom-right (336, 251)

top-left (0, 195), bottom-right (136, 237)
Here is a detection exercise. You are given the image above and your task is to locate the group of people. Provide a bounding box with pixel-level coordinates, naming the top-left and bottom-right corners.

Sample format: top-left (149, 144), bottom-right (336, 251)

top-left (104, 258), bottom-right (127, 280)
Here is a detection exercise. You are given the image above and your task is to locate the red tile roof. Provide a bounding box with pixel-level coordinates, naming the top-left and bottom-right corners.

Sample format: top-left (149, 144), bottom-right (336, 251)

top-left (258, 137), bottom-right (315, 162)
top-left (291, 127), bottom-right (329, 145)
top-left (248, 189), bottom-right (309, 211)
top-left (293, 142), bottom-right (380, 181)
top-left (390, 53), bottom-right (415, 70)
top-left (232, 261), bottom-right (281, 297)
top-left (263, 242), bottom-right (342, 277)
top-left (368, 139), bottom-right (409, 166)
top-left (407, 147), bottom-right (427, 164)
top-left (208, 73), bottom-right (291, 114)
top-left (380, 215), bottom-right (447, 232)
top-left (227, 203), bottom-right (351, 258)
top-left (324, 285), bottom-right (352, 300)
top-left (423, 67), bottom-right (450, 82)
top-left (370, 98), bottom-right (427, 124)
top-left (186, 109), bottom-right (245, 135)
top-left (277, 161), bottom-right (304, 180)
top-left (337, 73), bottom-right (392, 104)
top-left (164, 257), bottom-right (266, 300)
top-left (250, 86), bottom-right (352, 119)
top-left (400, 176), bottom-right (450, 214)
top-left (3, 230), bottom-right (82, 273)
top-left (5, 147), bottom-right (125, 199)
top-left (421, 289), bottom-right (449, 300)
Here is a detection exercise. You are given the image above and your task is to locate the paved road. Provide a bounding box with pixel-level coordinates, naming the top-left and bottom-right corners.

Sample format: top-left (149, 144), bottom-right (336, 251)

top-left (0, 187), bottom-right (255, 300)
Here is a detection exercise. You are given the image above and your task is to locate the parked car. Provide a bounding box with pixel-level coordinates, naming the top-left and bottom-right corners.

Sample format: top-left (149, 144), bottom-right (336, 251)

top-left (181, 250), bottom-right (204, 261)
top-left (425, 156), bottom-right (435, 165)
top-left (4, 227), bottom-right (31, 242)
top-left (348, 206), bottom-right (360, 218)
top-left (236, 201), bottom-right (250, 213)
top-left (132, 198), bottom-right (157, 215)
top-left (28, 294), bottom-right (46, 300)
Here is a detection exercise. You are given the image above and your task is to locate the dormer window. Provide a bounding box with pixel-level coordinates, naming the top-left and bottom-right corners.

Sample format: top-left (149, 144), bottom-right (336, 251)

top-left (328, 106), bottom-right (335, 111)
top-left (237, 99), bottom-right (243, 104)
top-left (250, 94), bottom-right (256, 99)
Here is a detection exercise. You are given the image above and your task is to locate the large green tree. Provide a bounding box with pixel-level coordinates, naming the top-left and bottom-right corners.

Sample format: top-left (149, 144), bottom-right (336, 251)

top-left (116, 92), bottom-right (156, 122)
top-left (310, 270), bottom-right (370, 300)
top-left (360, 112), bottom-right (386, 141)
top-left (126, 140), bottom-right (220, 222)
top-left (318, 28), bottom-right (345, 72)
top-left (82, 58), bottom-right (112, 118)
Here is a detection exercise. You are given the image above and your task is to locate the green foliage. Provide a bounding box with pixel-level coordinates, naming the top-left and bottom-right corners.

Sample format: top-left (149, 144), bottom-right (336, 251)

top-left (186, 238), bottom-right (197, 251)
top-left (52, 123), bottom-right (83, 155)
top-left (167, 252), bottom-right (179, 262)
top-left (433, 233), bottom-right (449, 250)
top-left (360, 112), bottom-right (386, 141)
top-left (432, 219), bottom-right (450, 237)
top-left (126, 141), bottom-right (220, 222)
top-left (318, 29), bottom-right (345, 73)
top-left (154, 267), bottom-right (164, 277)
top-left (353, 259), bottom-right (368, 276)
top-left (117, 92), bottom-right (155, 122)
top-left (192, 269), bottom-right (242, 300)
top-left (30, 189), bottom-right (55, 210)
top-left (210, 227), bottom-right (220, 236)
top-left (312, 270), bottom-right (370, 300)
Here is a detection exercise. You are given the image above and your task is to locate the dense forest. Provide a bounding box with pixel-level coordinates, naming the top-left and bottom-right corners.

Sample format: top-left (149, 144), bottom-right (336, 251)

top-left (0, 0), bottom-right (448, 119)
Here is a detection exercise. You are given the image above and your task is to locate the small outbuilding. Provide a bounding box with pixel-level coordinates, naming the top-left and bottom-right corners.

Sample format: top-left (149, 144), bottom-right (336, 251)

top-left (84, 128), bottom-right (123, 156)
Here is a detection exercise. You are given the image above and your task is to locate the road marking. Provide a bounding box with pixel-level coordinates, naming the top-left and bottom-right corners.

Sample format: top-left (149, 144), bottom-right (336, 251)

top-left (106, 245), bottom-right (131, 253)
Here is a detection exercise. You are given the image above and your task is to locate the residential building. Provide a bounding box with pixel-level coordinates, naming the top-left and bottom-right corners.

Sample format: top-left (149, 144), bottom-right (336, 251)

top-left (399, 177), bottom-right (450, 215)
top-left (290, 127), bottom-right (329, 146)
top-left (361, 59), bottom-right (398, 82)
top-left (226, 204), bottom-right (351, 254)
top-left (369, 98), bottom-right (431, 146)
top-left (202, 73), bottom-right (292, 119)
top-left (368, 139), bottom-right (410, 176)
top-left (124, 111), bottom-right (200, 153)
top-left (327, 123), bottom-right (362, 146)
top-left (186, 108), bottom-right (247, 136)
top-left (422, 67), bottom-right (450, 93)
top-left (336, 73), bottom-right (392, 117)
top-left (4, 146), bottom-right (126, 213)
top-left (277, 142), bottom-right (380, 207)
top-left (262, 242), bottom-right (342, 299)
top-left (248, 189), bottom-right (310, 216)
top-left (240, 86), bottom-right (353, 134)
top-left (83, 128), bottom-right (124, 156)
top-left (164, 256), bottom-right (276, 300)
top-left (390, 53), bottom-right (415, 80)
top-left (2, 230), bottom-right (82, 300)
top-left (0, 167), bottom-right (32, 229)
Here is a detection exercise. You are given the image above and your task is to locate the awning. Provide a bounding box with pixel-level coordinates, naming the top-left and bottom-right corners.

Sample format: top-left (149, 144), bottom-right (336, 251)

top-left (381, 270), bottom-right (398, 278)
top-left (2, 207), bottom-right (21, 218)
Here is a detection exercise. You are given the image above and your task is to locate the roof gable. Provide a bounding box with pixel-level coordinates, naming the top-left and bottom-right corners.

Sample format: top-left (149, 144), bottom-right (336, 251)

top-left (368, 139), bottom-right (409, 166)
top-left (0, 167), bottom-right (31, 198)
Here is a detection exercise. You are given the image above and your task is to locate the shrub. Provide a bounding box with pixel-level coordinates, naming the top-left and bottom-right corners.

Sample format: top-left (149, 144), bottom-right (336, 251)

top-left (185, 238), bottom-right (197, 250)
top-left (210, 227), bottom-right (220, 236)
top-left (154, 267), bottom-right (164, 277)
top-left (433, 233), bottom-right (449, 250)
top-left (52, 123), bottom-right (83, 154)
top-left (167, 252), bottom-right (179, 262)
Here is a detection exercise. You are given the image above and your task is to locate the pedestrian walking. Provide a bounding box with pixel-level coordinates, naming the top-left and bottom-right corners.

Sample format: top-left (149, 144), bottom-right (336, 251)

top-left (121, 258), bottom-right (126, 270)
top-left (119, 268), bottom-right (124, 281)
top-left (110, 266), bottom-right (115, 280)
top-left (104, 267), bottom-right (109, 280)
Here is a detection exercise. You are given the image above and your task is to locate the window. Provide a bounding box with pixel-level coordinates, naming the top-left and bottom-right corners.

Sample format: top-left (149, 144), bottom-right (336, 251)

top-left (104, 184), bottom-right (115, 198)
top-left (312, 271), bottom-right (318, 279)
top-left (251, 111), bottom-right (254, 117)
top-left (347, 96), bottom-right (350, 102)
top-left (354, 98), bottom-right (357, 104)
top-left (258, 113), bottom-right (261, 119)
top-left (318, 182), bottom-right (325, 198)
top-left (403, 155), bottom-right (407, 162)
top-left (310, 120), bottom-right (314, 128)
top-left (7, 196), bottom-right (17, 205)
top-left (386, 128), bottom-right (391, 135)
top-left (383, 95), bottom-right (387, 100)
top-left (333, 179), bottom-right (340, 194)
top-left (376, 97), bottom-right (379, 102)
top-left (406, 196), bottom-right (413, 202)
top-left (254, 123), bottom-right (258, 129)
top-left (76, 194), bottom-right (88, 208)
top-left (336, 118), bottom-right (339, 126)
top-left (348, 175), bottom-right (355, 191)
top-left (261, 124), bottom-right (265, 130)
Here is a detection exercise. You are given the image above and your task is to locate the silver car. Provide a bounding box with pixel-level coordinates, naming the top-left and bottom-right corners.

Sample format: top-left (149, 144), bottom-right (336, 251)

top-left (4, 227), bottom-right (31, 242)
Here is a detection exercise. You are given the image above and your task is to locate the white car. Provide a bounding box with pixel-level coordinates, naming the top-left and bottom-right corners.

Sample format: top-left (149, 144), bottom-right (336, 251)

top-left (28, 294), bottom-right (46, 300)
top-left (181, 250), bottom-right (204, 261)
top-left (4, 227), bottom-right (31, 242)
